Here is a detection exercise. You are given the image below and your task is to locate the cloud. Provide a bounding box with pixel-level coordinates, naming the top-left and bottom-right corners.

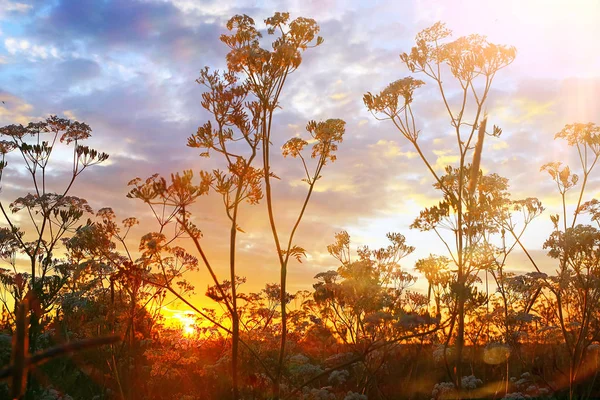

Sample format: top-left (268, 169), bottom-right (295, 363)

top-left (4, 37), bottom-right (60, 60)
top-left (369, 140), bottom-right (418, 159)
top-left (0, 0), bottom-right (599, 301)
top-left (0, 91), bottom-right (36, 124)
top-left (55, 58), bottom-right (101, 82)
top-left (0, 0), bottom-right (31, 19)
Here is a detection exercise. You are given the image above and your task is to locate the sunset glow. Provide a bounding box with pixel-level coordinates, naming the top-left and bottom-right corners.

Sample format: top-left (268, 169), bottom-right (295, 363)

top-left (1, 0), bottom-right (599, 399)
top-left (164, 308), bottom-right (197, 337)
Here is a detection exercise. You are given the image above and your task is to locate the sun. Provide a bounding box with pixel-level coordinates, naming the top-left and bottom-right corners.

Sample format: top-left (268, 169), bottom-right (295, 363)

top-left (176, 313), bottom-right (197, 337)
top-left (183, 323), bottom-right (195, 337)
top-left (163, 308), bottom-right (197, 337)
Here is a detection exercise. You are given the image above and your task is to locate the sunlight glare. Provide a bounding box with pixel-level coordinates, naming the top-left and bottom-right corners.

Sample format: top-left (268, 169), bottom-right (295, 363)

top-left (177, 313), bottom-right (196, 337)
top-left (164, 308), bottom-right (197, 337)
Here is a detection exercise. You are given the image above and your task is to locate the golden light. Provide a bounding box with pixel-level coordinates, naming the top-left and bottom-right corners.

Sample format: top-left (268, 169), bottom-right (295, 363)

top-left (163, 307), bottom-right (197, 337)
top-left (183, 323), bottom-right (195, 337)
top-left (176, 313), bottom-right (197, 337)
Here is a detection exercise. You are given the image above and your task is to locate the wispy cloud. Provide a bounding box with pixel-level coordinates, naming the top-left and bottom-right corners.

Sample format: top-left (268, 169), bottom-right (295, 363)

top-left (0, 0), bottom-right (598, 300)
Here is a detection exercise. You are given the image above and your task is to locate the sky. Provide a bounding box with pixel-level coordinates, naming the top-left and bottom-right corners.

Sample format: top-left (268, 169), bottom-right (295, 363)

top-left (0, 0), bottom-right (599, 312)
